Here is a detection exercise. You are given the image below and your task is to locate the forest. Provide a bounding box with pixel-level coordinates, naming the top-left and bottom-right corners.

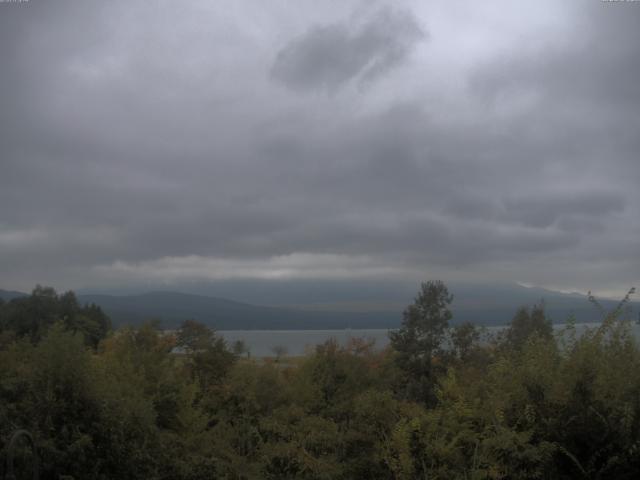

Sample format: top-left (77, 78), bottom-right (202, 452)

top-left (1, 282), bottom-right (639, 479)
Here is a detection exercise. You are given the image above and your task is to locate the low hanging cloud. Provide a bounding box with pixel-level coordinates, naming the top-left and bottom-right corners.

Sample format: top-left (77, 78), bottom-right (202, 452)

top-left (271, 6), bottom-right (425, 92)
top-left (93, 253), bottom-right (409, 283)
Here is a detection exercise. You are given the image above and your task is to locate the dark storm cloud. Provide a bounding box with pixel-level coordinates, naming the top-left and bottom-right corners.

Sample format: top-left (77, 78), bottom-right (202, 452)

top-left (271, 7), bottom-right (424, 91)
top-left (0, 0), bottom-right (638, 295)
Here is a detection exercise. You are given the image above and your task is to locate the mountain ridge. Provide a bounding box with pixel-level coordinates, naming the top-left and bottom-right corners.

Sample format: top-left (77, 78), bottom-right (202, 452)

top-left (2, 284), bottom-right (637, 330)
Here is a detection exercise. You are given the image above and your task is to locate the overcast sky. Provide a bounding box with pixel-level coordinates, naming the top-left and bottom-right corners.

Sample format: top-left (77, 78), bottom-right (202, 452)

top-left (1, 0), bottom-right (638, 299)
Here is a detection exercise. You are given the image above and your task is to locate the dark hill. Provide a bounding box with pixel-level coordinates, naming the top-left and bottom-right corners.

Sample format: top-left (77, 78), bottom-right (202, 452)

top-left (78, 286), bottom-right (637, 330)
top-left (77, 291), bottom-right (398, 329)
top-left (0, 289), bottom-right (28, 301)
top-left (3, 285), bottom-right (637, 329)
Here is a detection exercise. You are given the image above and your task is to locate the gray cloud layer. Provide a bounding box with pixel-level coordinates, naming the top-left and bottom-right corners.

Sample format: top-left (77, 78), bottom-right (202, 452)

top-left (0, 0), bottom-right (638, 297)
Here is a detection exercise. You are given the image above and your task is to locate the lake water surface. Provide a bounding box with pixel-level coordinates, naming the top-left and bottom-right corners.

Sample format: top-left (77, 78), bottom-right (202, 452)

top-left (219, 322), bottom-right (640, 357)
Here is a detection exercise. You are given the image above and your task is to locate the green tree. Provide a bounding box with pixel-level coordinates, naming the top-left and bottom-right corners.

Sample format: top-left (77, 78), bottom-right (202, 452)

top-left (176, 319), bottom-right (214, 353)
top-left (389, 280), bottom-right (453, 405)
top-left (232, 339), bottom-right (250, 358)
top-left (0, 286), bottom-right (110, 347)
top-left (450, 321), bottom-right (481, 362)
top-left (176, 319), bottom-right (235, 391)
top-left (505, 303), bottom-right (553, 351)
top-left (272, 345), bottom-right (288, 362)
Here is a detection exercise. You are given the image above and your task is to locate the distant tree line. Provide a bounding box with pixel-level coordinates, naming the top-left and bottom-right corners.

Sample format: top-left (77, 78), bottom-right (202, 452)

top-left (0, 282), bottom-right (639, 479)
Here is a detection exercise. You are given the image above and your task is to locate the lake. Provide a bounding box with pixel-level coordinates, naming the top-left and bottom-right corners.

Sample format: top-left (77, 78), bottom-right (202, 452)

top-left (219, 322), bottom-right (640, 357)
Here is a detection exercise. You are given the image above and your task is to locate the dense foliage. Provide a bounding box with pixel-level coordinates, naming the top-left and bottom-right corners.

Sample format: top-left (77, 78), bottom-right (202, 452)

top-left (1, 284), bottom-right (639, 479)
